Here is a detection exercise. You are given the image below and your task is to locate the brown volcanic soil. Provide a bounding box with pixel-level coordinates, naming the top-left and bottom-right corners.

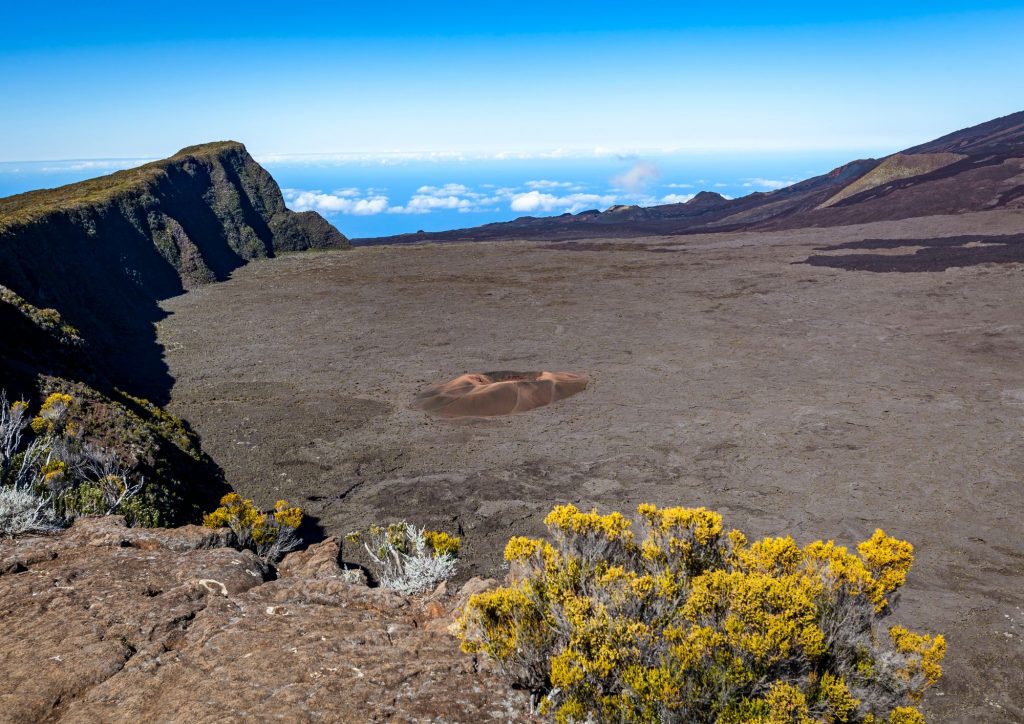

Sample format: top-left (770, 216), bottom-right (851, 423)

top-left (159, 209), bottom-right (1024, 723)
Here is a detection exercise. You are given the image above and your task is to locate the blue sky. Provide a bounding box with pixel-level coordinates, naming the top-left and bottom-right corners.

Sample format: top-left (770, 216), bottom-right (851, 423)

top-left (2, 1), bottom-right (1022, 162)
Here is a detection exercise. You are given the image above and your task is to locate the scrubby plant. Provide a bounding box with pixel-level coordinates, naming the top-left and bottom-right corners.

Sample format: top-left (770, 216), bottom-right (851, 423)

top-left (1, 392), bottom-right (29, 464)
top-left (348, 522), bottom-right (460, 594)
top-left (457, 503), bottom-right (945, 723)
top-left (0, 390), bottom-right (154, 535)
top-left (0, 485), bottom-right (61, 536)
top-left (203, 493), bottom-right (304, 561)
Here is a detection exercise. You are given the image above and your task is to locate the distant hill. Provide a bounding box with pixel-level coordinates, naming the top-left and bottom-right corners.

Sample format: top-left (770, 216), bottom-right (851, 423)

top-left (358, 110), bottom-right (1024, 245)
top-left (0, 142), bottom-right (349, 524)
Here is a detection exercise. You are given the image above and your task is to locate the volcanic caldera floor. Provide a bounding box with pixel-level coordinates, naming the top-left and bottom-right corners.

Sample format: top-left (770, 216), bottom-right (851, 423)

top-left (158, 210), bottom-right (1024, 723)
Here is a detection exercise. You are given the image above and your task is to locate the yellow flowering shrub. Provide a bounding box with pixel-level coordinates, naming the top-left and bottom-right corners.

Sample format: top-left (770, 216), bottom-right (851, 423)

top-left (887, 707), bottom-right (926, 724)
top-left (203, 492), bottom-right (303, 560)
top-left (458, 504), bottom-right (945, 723)
top-left (30, 392), bottom-right (74, 434)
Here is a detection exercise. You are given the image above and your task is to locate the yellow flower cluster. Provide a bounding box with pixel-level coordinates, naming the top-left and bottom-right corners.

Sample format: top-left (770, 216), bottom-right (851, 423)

top-left (40, 459), bottom-right (68, 484)
top-left (203, 492), bottom-right (262, 529)
top-left (272, 499), bottom-right (304, 529)
top-left (544, 504), bottom-right (634, 543)
top-left (858, 529), bottom-right (915, 596)
top-left (423, 529), bottom-right (461, 558)
top-left (683, 568), bottom-right (827, 663)
top-left (457, 503), bottom-right (945, 724)
top-left (458, 584), bottom-right (537, 661)
top-left (504, 535), bottom-right (546, 562)
top-left (637, 503), bottom-right (724, 545)
top-left (886, 707), bottom-right (926, 724)
top-left (889, 626), bottom-right (946, 688)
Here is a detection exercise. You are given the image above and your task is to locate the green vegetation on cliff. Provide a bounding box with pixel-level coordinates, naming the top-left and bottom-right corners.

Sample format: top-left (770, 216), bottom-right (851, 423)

top-left (0, 142), bottom-right (244, 231)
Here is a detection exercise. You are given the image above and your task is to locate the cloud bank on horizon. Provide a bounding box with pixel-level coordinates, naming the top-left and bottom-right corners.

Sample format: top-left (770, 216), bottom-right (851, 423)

top-left (280, 161), bottom-right (794, 220)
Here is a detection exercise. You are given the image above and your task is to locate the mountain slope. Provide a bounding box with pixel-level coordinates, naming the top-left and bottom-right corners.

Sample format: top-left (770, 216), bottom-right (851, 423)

top-left (903, 110), bottom-right (1024, 155)
top-left (359, 110), bottom-right (1024, 245)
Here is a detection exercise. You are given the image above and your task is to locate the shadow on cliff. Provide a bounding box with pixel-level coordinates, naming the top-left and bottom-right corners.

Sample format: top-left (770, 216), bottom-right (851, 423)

top-left (0, 296), bottom-right (232, 524)
top-left (0, 161), bottom-right (289, 406)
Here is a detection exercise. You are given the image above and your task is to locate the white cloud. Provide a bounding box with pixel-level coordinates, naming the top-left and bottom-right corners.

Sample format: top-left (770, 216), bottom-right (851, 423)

top-left (742, 178), bottom-right (794, 190)
top-left (510, 191), bottom-right (557, 212)
top-left (525, 179), bottom-right (577, 189)
top-left (509, 191), bottom-right (616, 214)
top-left (415, 183), bottom-right (470, 195)
top-left (663, 182), bottom-right (694, 188)
top-left (661, 193), bottom-right (695, 204)
top-left (389, 182), bottom-right (507, 214)
top-left (390, 194), bottom-right (476, 214)
top-left (284, 188), bottom-right (390, 215)
top-left (611, 160), bottom-right (659, 192)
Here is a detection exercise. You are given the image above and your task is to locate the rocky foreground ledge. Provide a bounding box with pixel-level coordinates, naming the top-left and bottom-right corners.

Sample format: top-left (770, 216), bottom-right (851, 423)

top-left (0, 518), bottom-right (530, 723)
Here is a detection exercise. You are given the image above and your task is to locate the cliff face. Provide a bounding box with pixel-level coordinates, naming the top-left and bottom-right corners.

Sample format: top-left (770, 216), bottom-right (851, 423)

top-left (0, 143), bottom-right (349, 524)
top-left (0, 141), bottom-right (347, 287)
top-left (0, 141), bottom-right (348, 400)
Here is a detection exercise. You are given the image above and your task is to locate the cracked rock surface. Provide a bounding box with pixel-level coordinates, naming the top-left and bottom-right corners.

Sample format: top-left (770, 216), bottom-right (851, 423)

top-left (0, 517), bottom-right (530, 723)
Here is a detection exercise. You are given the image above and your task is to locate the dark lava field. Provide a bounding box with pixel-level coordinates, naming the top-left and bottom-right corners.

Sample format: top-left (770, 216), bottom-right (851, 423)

top-left (158, 209), bottom-right (1024, 722)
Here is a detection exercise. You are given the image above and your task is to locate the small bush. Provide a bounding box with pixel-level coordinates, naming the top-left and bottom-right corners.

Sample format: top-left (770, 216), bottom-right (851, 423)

top-left (0, 486), bottom-right (60, 536)
top-left (457, 503), bottom-right (945, 723)
top-left (30, 392), bottom-right (74, 435)
top-left (203, 493), bottom-right (304, 561)
top-left (349, 522), bottom-right (460, 594)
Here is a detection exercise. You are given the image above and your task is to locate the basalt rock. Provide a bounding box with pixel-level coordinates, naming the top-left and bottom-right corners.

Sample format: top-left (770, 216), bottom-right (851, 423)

top-left (0, 517), bottom-right (531, 723)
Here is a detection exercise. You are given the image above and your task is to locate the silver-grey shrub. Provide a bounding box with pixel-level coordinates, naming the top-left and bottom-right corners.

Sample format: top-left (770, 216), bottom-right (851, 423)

top-left (0, 485), bottom-right (60, 536)
top-left (358, 522), bottom-right (459, 595)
